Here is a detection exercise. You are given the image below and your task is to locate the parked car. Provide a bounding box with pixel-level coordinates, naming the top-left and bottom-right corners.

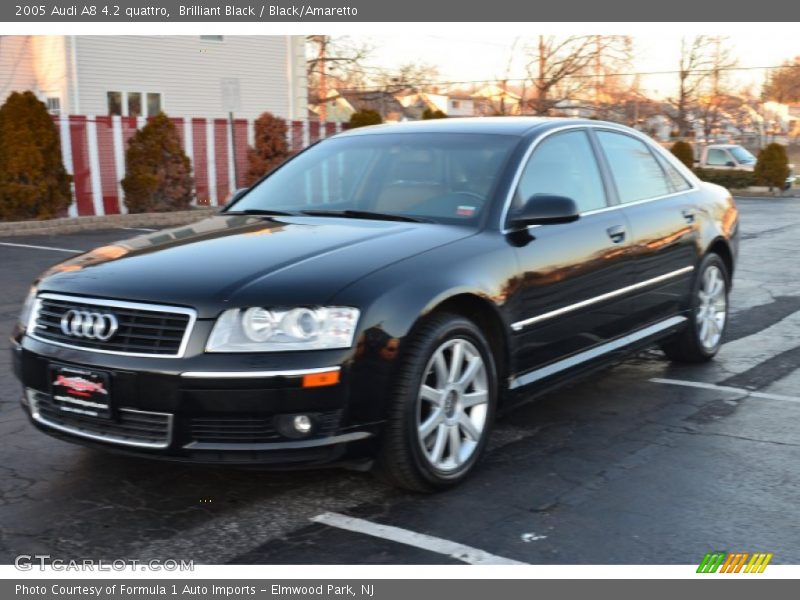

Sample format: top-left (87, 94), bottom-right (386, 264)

top-left (696, 143), bottom-right (796, 189)
top-left (12, 118), bottom-right (739, 491)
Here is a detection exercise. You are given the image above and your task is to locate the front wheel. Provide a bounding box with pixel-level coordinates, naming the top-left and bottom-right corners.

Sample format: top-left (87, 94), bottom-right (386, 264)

top-left (661, 253), bottom-right (730, 363)
top-left (373, 314), bottom-right (497, 492)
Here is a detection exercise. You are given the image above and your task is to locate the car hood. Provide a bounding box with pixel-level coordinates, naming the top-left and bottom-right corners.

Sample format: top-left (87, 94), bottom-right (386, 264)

top-left (38, 214), bottom-right (474, 317)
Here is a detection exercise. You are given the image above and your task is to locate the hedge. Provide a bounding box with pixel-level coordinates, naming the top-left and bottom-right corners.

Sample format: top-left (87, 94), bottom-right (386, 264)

top-left (348, 110), bottom-right (382, 128)
top-left (121, 113), bottom-right (194, 213)
top-left (246, 112), bottom-right (290, 185)
top-left (754, 143), bottom-right (790, 190)
top-left (670, 141), bottom-right (694, 170)
top-left (693, 168), bottom-right (756, 189)
top-left (0, 91), bottom-right (72, 220)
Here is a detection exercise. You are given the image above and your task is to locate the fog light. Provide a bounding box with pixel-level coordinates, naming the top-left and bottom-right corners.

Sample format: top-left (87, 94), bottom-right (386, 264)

top-left (275, 413), bottom-right (318, 438)
top-left (293, 414), bottom-right (313, 434)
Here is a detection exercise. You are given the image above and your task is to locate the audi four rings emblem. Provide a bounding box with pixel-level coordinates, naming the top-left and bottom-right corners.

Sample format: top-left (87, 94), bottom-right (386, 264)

top-left (59, 309), bottom-right (119, 341)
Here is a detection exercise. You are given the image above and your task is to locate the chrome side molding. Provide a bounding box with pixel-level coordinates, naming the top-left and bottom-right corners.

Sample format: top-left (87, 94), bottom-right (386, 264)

top-left (511, 267), bottom-right (694, 331)
top-left (509, 315), bottom-right (687, 390)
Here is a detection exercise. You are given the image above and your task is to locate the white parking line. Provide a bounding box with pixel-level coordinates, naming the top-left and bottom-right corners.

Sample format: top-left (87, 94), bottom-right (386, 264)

top-left (650, 378), bottom-right (800, 404)
top-left (118, 227), bottom-right (158, 232)
top-left (0, 242), bottom-right (82, 254)
top-left (311, 512), bottom-right (526, 565)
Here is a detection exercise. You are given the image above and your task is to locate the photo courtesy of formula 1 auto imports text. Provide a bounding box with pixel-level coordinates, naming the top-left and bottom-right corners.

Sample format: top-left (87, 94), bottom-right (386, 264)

top-left (1, 1), bottom-right (800, 598)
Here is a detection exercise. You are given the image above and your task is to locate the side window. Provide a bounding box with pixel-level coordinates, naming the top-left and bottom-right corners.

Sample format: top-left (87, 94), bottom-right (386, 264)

top-left (706, 148), bottom-right (731, 166)
top-left (661, 159), bottom-right (692, 193)
top-left (514, 130), bottom-right (607, 213)
top-left (596, 131), bottom-right (671, 203)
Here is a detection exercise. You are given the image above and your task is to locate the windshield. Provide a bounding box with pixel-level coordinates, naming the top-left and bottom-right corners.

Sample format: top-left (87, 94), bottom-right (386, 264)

top-left (729, 146), bottom-right (756, 164)
top-left (228, 133), bottom-right (519, 225)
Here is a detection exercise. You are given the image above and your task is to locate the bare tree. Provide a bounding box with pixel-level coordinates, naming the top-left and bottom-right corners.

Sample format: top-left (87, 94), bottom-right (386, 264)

top-left (668, 36), bottom-right (719, 138)
top-left (592, 36), bottom-right (636, 121)
top-left (523, 35), bottom-right (631, 116)
top-left (496, 37), bottom-right (521, 116)
top-left (696, 37), bottom-right (738, 141)
top-left (306, 35), bottom-right (372, 119)
top-left (762, 57), bottom-right (800, 103)
top-left (374, 62), bottom-right (440, 94)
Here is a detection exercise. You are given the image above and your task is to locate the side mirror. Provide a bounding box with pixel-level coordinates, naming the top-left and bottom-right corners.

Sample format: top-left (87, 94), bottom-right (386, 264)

top-left (725, 161), bottom-right (736, 168)
top-left (509, 194), bottom-right (580, 228)
top-left (222, 187), bottom-right (249, 210)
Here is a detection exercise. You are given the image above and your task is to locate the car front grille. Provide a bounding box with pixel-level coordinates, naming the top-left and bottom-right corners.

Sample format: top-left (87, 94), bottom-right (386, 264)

top-left (29, 293), bottom-right (195, 357)
top-left (189, 411), bottom-right (342, 444)
top-left (27, 389), bottom-right (172, 449)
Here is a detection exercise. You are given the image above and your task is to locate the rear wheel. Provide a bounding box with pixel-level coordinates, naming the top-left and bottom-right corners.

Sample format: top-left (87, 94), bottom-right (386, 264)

top-left (373, 314), bottom-right (497, 492)
top-left (661, 253), bottom-right (729, 363)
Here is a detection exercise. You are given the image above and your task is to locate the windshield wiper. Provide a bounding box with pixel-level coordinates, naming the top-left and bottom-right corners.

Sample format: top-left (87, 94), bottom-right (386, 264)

top-left (300, 209), bottom-right (431, 223)
top-left (223, 208), bottom-right (299, 216)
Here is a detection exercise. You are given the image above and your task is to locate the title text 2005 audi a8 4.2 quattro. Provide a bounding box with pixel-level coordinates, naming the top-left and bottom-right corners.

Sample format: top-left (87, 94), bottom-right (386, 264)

top-left (11, 118), bottom-right (738, 491)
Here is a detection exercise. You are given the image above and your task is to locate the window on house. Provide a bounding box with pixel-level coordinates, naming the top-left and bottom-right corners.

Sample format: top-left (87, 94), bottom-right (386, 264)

top-left (128, 92), bottom-right (142, 118)
top-left (200, 35), bottom-right (224, 42)
top-left (45, 96), bottom-right (61, 115)
top-left (107, 91), bottom-right (122, 116)
top-left (451, 100), bottom-right (461, 109)
top-left (147, 93), bottom-right (162, 117)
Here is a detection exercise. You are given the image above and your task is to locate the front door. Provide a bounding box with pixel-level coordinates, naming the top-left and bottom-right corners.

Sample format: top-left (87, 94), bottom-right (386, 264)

top-left (505, 129), bottom-right (636, 381)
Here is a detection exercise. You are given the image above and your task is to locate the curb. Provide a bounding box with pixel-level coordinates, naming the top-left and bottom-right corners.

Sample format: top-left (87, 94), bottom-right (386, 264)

top-left (0, 209), bottom-right (217, 238)
top-left (730, 190), bottom-right (800, 198)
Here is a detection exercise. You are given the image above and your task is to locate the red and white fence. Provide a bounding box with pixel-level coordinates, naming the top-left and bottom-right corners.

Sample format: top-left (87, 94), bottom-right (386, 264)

top-left (54, 115), bottom-right (343, 217)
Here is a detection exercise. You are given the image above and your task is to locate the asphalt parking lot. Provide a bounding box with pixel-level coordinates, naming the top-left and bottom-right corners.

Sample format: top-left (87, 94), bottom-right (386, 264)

top-left (1, 197), bottom-right (799, 565)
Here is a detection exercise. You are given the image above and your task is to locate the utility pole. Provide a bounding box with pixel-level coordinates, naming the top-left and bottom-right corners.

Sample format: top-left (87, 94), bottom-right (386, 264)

top-left (594, 35), bottom-right (602, 117)
top-left (711, 36), bottom-right (721, 141)
top-left (317, 36), bottom-right (328, 123)
top-left (228, 111), bottom-right (238, 188)
top-left (501, 36), bottom-right (520, 116)
top-left (537, 35), bottom-right (546, 115)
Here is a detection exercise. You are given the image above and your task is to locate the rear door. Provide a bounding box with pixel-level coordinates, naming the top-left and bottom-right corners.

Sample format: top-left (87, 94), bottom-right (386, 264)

top-left (593, 129), bottom-right (700, 325)
top-left (505, 128), bottom-right (636, 378)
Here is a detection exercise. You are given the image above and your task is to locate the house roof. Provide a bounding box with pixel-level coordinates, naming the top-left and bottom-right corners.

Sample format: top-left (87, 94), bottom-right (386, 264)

top-left (338, 90), bottom-right (406, 115)
top-left (471, 84), bottom-right (521, 100)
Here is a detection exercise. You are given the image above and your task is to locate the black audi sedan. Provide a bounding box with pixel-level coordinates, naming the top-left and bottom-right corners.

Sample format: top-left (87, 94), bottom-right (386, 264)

top-left (11, 118), bottom-right (738, 491)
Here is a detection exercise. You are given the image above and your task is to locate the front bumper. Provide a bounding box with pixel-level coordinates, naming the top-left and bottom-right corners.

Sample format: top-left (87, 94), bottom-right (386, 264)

top-left (12, 335), bottom-right (381, 465)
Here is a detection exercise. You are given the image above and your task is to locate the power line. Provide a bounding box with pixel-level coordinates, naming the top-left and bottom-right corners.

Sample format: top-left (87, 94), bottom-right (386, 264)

top-left (330, 63), bottom-right (800, 93)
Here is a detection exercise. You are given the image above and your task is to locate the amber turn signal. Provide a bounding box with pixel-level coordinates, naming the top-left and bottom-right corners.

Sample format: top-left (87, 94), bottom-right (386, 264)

top-left (302, 370), bottom-right (340, 388)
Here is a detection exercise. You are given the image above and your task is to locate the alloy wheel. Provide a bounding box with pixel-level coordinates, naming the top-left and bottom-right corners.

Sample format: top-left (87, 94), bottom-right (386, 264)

top-left (696, 264), bottom-right (727, 351)
top-left (416, 338), bottom-right (489, 472)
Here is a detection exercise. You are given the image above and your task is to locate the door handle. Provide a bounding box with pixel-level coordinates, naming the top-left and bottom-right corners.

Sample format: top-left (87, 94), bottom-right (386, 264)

top-left (682, 209), bottom-right (696, 224)
top-left (606, 225), bottom-right (626, 244)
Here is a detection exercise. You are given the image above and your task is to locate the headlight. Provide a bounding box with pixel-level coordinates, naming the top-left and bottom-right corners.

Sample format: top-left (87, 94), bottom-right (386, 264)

top-left (18, 285), bottom-right (38, 330)
top-left (206, 306), bottom-right (360, 352)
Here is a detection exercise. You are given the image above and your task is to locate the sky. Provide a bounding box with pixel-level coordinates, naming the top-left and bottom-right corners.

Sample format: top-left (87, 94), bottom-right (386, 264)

top-left (357, 33), bottom-right (800, 99)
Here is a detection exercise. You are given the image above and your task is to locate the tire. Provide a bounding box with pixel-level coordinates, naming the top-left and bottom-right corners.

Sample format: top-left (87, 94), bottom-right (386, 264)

top-left (660, 253), bottom-right (730, 363)
top-left (373, 313), bottom-right (498, 492)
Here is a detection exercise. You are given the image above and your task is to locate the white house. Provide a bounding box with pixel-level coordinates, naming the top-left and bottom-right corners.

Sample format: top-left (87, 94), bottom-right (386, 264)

top-left (0, 35), bottom-right (307, 120)
top-left (443, 93), bottom-right (475, 117)
top-left (395, 91), bottom-right (476, 118)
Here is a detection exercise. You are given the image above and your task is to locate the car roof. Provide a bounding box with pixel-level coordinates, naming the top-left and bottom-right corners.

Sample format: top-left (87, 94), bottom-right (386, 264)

top-left (333, 116), bottom-right (624, 138)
